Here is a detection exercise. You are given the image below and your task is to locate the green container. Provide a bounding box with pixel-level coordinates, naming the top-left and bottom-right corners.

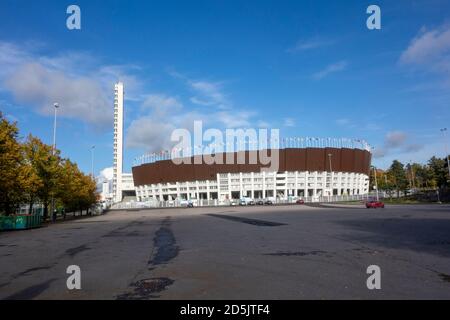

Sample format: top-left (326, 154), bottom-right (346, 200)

top-left (26, 215), bottom-right (41, 228)
top-left (0, 214), bottom-right (42, 231)
top-left (15, 215), bottom-right (27, 229)
top-left (1, 216), bottom-right (15, 230)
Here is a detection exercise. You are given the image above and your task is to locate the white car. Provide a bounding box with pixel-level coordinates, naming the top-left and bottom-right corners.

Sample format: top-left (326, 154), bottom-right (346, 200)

top-left (179, 199), bottom-right (194, 207)
top-left (239, 197), bottom-right (255, 206)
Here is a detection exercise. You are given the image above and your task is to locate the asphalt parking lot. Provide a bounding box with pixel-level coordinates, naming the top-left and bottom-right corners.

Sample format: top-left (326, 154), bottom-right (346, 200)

top-left (1, 204), bottom-right (450, 299)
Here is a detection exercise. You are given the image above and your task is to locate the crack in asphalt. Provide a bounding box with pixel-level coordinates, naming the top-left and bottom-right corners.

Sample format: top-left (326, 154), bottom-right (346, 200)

top-left (65, 244), bottom-right (91, 258)
top-left (207, 213), bottom-right (286, 227)
top-left (4, 279), bottom-right (57, 300)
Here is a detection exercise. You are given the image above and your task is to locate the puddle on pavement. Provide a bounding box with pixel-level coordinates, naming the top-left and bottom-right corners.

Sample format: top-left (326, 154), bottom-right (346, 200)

top-left (148, 223), bottom-right (179, 266)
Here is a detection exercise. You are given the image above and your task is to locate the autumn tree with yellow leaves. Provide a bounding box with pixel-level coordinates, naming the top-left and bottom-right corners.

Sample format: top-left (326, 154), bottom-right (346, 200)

top-left (0, 112), bottom-right (98, 217)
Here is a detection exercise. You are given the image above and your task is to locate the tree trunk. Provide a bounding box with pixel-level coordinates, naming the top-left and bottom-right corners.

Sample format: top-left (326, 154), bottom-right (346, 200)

top-left (28, 197), bottom-right (33, 215)
top-left (43, 202), bottom-right (49, 220)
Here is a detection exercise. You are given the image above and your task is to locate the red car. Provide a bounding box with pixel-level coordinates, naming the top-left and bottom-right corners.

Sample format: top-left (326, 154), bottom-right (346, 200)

top-left (296, 199), bottom-right (305, 204)
top-left (366, 201), bottom-right (385, 208)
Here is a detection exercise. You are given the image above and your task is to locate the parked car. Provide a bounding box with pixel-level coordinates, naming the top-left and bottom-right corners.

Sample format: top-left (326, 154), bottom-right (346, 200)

top-left (239, 197), bottom-right (255, 206)
top-left (366, 201), bottom-right (385, 208)
top-left (264, 199), bottom-right (273, 205)
top-left (180, 199), bottom-right (194, 208)
top-left (296, 199), bottom-right (305, 204)
top-left (256, 199), bottom-right (264, 205)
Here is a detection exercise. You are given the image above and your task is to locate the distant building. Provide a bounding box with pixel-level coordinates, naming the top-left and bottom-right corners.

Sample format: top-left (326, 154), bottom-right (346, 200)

top-left (101, 181), bottom-right (111, 201)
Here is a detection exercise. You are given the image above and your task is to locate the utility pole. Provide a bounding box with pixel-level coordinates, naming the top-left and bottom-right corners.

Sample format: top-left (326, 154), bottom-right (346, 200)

top-left (373, 166), bottom-right (379, 201)
top-left (51, 103), bottom-right (60, 222)
top-left (52, 103), bottom-right (59, 154)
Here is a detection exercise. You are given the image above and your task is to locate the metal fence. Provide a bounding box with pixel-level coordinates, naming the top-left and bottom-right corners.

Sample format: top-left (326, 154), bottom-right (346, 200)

top-left (110, 192), bottom-right (384, 210)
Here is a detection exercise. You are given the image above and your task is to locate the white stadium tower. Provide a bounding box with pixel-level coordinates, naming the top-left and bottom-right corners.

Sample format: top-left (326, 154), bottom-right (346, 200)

top-left (112, 82), bottom-right (135, 203)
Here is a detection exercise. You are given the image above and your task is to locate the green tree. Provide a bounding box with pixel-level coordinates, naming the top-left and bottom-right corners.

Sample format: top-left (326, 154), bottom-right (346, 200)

top-left (428, 156), bottom-right (448, 188)
top-left (57, 159), bottom-right (98, 215)
top-left (388, 160), bottom-right (408, 197)
top-left (0, 113), bottom-right (26, 215)
top-left (26, 137), bottom-right (62, 220)
top-left (22, 135), bottom-right (45, 214)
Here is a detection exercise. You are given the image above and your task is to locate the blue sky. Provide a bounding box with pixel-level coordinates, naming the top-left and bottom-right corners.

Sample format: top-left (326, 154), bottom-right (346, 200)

top-left (0, 0), bottom-right (450, 180)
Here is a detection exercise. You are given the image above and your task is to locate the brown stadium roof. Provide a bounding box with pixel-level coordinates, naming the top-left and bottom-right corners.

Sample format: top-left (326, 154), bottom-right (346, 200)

top-left (132, 147), bottom-right (372, 186)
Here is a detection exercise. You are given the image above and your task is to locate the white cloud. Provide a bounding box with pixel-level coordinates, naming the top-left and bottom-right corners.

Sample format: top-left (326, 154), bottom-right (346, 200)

top-left (169, 70), bottom-right (231, 109)
top-left (5, 63), bottom-right (112, 127)
top-left (312, 61), bottom-right (348, 80)
top-left (126, 69), bottom-right (271, 152)
top-left (126, 96), bottom-right (259, 151)
top-left (141, 94), bottom-right (183, 117)
top-left (189, 96), bottom-right (214, 106)
top-left (287, 37), bottom-right (336, 53)
top-left (189, 80), bottom-right (230, 109)
top-left (400, 25), bottom-right (450, 71)
top-left (385, 131), bottom-right (407, 148)
top-left (216, 110), bottom-right (255, 128)
top-left (373, 131), bottom-right (424, 159)
top-left (98, 167), bottom-right (114, 182)
top-left (257, 120), bottom-right (270, 128)
top-left (126, 117), bottom-right (176, 151)
top-left (373, 141), bottom-right (442, 169)
top-left (0, 41), bottom-right (138, 129)
top-left (283, 118), bottom-right (295, 127)
top-left (336, 118), bottom-right (350, 126)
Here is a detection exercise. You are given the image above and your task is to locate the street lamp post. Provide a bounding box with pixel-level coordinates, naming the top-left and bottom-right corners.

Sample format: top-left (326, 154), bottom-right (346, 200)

top-left (372, 166), bottom-right (379, 201)
top-left (52, 103), bottom-right (59, 154)
top-left (51, 103), bottom-right (59, 222)
top-left (440, 128), bottom-right (450, 181)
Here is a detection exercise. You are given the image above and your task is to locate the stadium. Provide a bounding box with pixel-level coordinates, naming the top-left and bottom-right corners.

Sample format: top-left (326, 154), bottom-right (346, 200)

top-left (131, 144), bottom-right (372, 205)
top-left (109, 83), bottom-right (372, 206)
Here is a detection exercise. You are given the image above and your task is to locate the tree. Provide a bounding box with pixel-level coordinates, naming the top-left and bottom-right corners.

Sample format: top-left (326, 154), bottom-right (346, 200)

top-left (428, 156), bottom-right (448, 188)
top-left (22, 135), bottom-right (45, 214)
top-left (0, 113), bottom-right (26, 215)
top-left (24, 137), bottom-right (61, 220)
top-left (0, 114), bottom-right (99, 218)
top-left (388, 160), bottom-right (408, 197)
top-left (57, 159), bottom-right (98, 215)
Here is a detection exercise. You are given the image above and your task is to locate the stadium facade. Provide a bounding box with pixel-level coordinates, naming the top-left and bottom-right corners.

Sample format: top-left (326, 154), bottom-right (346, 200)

top-left (132, 147), bottom-right (371, 204)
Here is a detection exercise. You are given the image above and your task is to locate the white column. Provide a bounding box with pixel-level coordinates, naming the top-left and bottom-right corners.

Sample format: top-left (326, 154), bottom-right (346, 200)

top-left (228, 173), bottom-right (232, 200)
top-left (262, 171), bottom-right (266, 198)
top-left (251, 172), bottom-right (255, 199)
top-left (285, 171), bottom-right (288, 199)
top-left (239, 172), bottom-right (243, 197)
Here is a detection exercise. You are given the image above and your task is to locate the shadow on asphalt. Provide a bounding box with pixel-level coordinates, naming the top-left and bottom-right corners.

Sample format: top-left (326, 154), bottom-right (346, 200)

top-left (335, 217), bottom-right (450, 257)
